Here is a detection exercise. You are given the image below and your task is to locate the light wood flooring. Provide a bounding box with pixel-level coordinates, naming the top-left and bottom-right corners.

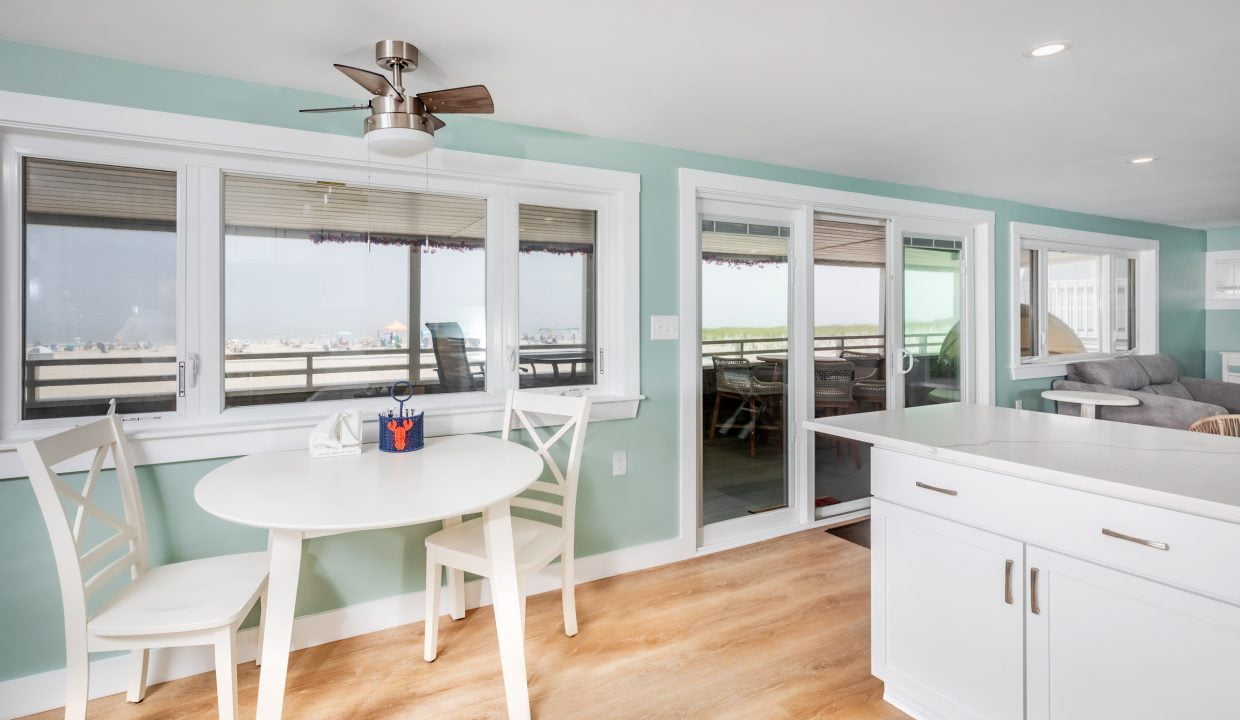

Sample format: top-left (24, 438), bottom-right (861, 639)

top-left (24, 527), bottom-right (906, 720)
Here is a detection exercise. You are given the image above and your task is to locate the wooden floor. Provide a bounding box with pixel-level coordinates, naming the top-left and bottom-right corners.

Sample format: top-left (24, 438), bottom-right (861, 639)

top-left (25, 528), bottom-right (906, 720)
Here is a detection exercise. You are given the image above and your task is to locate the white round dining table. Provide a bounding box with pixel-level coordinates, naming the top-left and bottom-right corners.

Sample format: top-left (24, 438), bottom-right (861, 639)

top-left (195, 434), bottom-right (544, 720)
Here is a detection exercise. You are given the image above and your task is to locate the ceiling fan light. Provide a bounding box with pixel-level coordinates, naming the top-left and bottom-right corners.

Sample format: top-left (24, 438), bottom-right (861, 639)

top-left (366, 127), bottom-right (434, 158)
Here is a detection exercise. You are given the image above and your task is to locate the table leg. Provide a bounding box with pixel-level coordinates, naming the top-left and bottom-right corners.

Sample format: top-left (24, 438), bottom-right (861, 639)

top-left (256, 529), bottom-right (303, 720)
top-left (1080, 403), bottom-right (1097, 419)
top-left (483, 500), bottom-right (531, 720)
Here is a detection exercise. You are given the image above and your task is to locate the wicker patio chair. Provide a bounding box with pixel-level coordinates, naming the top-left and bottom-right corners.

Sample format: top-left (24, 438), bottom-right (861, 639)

top-left (815, 362), bottom-right (862, 468)
top-left (840, 350), bottom-right (882, 382)
top-left (709, 356), bottom-right (785, 458)
top-left (841, 350), bottom-right (886, 410)
top-left (814, 362), bottom-right (855, 415)
top-left (1189, 414), bottom-right (1240, 437)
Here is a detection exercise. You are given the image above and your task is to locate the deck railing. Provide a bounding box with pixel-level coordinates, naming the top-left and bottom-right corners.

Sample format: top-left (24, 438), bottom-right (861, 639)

top-left (23, 333), bottom-right (950, 413)
top-left (700, 332), bottom-right (948, 364)
top-left (23, 342), bottom-right (597, 413)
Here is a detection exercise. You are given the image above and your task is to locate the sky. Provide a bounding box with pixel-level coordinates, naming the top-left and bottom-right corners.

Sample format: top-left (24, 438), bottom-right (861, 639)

top-left (27, 224), bottom-right (958, 348)
top-left (26, 225), bottom-right (586, 346)
top-left (700, 261), bottom-right (959, 332)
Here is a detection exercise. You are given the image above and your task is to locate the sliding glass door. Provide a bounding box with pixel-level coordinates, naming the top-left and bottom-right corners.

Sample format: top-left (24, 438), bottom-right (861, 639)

top-left (697, 199), bottom-right (800, 543)
top-left (810, 213), bottom-right (888, 520)
top-left (891, 221), bottom-right (969, 409)
top-left (811, 216), bottom-right (973, 521)
top-left (688, 190), bottom-right (981, 540)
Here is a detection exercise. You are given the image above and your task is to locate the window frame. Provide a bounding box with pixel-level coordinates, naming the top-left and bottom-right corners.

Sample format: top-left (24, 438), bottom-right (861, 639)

top-left (1205, 249), bottom-right (1240, 310)
top-left (0, 91), bottom-right (640, 478)
top-left (1009, 222), bottom-right (1158, 380)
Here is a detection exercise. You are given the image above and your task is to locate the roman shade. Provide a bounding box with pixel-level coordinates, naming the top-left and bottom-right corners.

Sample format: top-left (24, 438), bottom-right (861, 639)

top-left (24, 157), bottom-right (176, 228)
top-left (701, 215), bottom-right (888, 267)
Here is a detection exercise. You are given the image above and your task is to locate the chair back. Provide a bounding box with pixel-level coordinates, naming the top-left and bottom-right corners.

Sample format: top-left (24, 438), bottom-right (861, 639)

top-left (814, 362), bottom-right (856, 405)
top-left (17, 412), bottom-right (149, 634)
top-left (501, 390), bottom-right (592, 539)
top-left (1189, 414), bottom-right (1240, 437)
top-left (426, 321), bottom-right (476, 392)
top-left (713, 356), bottom-right (756, 394)
top-left (840, 350), bottom-right (882, 382)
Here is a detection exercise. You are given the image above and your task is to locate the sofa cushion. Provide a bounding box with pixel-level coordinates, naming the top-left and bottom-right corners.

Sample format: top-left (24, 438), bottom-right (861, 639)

top-left (1135, 354), bottom-right (1181, 385)
top-left (1140, 382), bottom-right (1193, 401)
top-left (1072, 357), bottom-right (1150, 390)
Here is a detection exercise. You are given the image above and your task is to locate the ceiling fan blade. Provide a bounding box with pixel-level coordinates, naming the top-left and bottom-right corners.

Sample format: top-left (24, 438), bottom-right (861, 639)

top-left (427, 113), bottom-right (447, 131)
top-left (299, 104), bottom-right (369, 113)
top-left (334, 64), bottom-right (402, 99)
top-left (417, 85), bottom-right (494, 114)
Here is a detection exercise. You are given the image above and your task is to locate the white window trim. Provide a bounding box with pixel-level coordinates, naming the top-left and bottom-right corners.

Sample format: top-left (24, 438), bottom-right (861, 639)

top-left (0, 91), bottom-right (641, 478)
top-left (1009, 222), bottom-right (1158, 380)
top-left (1205, 249), bottom-right (1240, 310)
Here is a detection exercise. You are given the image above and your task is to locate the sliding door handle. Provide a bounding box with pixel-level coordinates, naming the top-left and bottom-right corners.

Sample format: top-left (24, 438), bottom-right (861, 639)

top-left (1004, 559), bottom-right (1014, 605)
top-left (1030, 567), bottom-right (1040, 615)
top-left (896, 348), bottom-right (915, 375)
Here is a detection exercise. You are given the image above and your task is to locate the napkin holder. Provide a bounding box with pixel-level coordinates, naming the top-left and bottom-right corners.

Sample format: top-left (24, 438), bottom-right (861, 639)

top-left (308, 409), bottom-right (362, 458)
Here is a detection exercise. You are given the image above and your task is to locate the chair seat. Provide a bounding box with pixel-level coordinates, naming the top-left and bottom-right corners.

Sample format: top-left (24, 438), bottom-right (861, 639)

top-left (89, 552), bottom-right (268, 637)
top-left (426, 517), bottom-right (566, 574)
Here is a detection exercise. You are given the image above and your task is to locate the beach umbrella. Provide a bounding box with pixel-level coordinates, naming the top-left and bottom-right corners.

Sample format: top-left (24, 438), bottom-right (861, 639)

top-left (384, 321), bottom-right (408, 333)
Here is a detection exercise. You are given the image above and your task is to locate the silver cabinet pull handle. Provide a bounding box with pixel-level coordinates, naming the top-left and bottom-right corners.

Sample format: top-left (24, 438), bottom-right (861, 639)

top-left (1004, 559), bottom-right (1014, 605)
top-left (915, 481), bottom-right (958, 496)
top-left (1030, 567), bottom-right (1040, 615)
top-left (1102, 528), bottom-right (1170, 551)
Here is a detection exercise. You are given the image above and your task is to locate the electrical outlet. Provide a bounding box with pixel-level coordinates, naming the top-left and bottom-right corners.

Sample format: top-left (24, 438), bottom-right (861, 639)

top-left (612, 450), bottom-right (628, 476)
top-left (650, 315), bottom-right (679, 340)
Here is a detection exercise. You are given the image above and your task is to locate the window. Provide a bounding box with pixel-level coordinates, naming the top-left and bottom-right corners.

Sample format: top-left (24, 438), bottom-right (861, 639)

top-left (518, 204), bottom-right (597, 388)
top-left (222, 174), bottom-right (487, 407)
top-left (1010, 223), bottom-right (1157, 378)
top-left (22, 158), bottom-right (179, 420)
top-left (0, 99), bottom-right (639, 476)
top-left (1205, 250), bottom-right (1240, 310)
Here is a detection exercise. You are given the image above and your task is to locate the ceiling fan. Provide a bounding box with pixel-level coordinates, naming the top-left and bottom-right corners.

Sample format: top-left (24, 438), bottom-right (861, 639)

top-left (301, 40), bottom-right (494, 158)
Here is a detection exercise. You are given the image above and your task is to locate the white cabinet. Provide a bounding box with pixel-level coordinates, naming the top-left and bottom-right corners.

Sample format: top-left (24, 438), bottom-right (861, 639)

top-left (871, 454), bottom-right (1240, 720)
top-left (1026, 546), bottom-right (1240, 720)
top-left (872, 500), bottom-right (1025, 720)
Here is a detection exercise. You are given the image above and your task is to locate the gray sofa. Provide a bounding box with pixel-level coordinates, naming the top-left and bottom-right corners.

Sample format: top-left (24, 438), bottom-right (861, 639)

top-left (1050, 354), bottom-right (1240, 429)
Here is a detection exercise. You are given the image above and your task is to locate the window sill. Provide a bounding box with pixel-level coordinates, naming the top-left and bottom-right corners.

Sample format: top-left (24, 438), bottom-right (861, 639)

top-left (0, 394), bottom-right (644, 480)
top-left (1010, 352), bottom-right (1136, 380)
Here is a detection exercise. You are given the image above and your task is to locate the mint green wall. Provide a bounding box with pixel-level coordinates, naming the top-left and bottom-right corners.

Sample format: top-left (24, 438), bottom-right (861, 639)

top-left (0, 39), bottom-right (1207, 681)
top-left (1204, 228), bottom-right (1240, 379)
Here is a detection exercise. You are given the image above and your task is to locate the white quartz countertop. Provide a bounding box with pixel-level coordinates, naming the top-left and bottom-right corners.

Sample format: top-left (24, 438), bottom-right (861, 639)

top-left (805, 404), bottom-right (1240, 524)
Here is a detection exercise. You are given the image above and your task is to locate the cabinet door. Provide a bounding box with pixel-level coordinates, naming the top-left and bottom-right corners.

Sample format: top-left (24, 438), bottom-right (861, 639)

top-left (1027, 546), bottom-right (1240, 719)
top-left (872, 499), bottom-right (1025, 720)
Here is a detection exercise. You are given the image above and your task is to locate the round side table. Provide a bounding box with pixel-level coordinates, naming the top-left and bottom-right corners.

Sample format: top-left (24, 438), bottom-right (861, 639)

top-left (1041, 389), bottom-right (1139, 419)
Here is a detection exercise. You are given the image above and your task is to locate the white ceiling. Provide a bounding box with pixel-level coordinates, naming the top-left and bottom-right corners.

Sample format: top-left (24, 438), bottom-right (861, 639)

top-left (4, 0), bottom-right (1239, 228)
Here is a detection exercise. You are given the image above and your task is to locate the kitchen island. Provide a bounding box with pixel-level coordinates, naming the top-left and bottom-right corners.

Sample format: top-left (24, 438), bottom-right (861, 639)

top-left (806, 403), bottom-right (1240, 720)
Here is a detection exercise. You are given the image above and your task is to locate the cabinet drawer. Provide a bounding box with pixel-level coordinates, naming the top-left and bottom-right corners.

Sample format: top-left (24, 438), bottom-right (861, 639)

top-left (873, 448), bottom-right (1240, 605)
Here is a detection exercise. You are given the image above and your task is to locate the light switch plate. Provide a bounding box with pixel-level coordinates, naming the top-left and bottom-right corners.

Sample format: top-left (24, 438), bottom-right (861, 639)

top-left (650, 315), bottom-right (679, 340)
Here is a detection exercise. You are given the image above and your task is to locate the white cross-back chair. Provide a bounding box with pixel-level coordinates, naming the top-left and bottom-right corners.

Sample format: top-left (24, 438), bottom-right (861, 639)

top-left (424, 390), bottom-right (591, 662)
top-left (18, 410), bottom-right (269, 719)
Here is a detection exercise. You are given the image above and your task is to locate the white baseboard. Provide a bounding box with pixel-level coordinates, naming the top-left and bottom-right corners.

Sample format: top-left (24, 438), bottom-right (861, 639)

top-left (882, 683), bottom-right (954, 720)
top-left (0, 535), bottom-right (685, 719)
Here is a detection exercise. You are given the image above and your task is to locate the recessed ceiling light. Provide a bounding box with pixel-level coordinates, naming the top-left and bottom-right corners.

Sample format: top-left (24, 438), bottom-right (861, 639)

top-left (1024, 41), bottom-right (1072, 58)
top-left (1129, 157), bottom-right (1158, 164)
